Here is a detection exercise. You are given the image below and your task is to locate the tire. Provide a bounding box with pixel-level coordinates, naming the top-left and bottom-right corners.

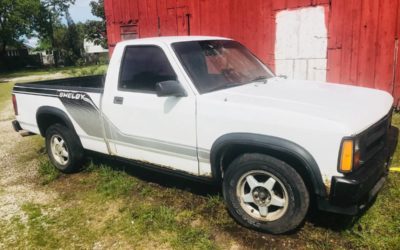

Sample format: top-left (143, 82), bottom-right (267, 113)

top-left (45, 123), bottom-right (84, 173)
top-left (222, 153), bottom-right (309, 234)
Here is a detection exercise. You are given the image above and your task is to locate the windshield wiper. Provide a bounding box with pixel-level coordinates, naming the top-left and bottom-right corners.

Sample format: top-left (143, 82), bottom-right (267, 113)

top-left (208, 82), bottom-right (245, 93)
top-left (248, 76), bottom-right (269, 83)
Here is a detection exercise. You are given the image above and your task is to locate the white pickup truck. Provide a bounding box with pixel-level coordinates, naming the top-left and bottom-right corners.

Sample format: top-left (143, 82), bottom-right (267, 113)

top-left (12, 36), bottom-right (395, 234)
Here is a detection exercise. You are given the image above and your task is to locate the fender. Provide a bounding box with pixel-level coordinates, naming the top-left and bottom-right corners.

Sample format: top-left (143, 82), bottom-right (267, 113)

top-left (36, 106), bottom-right (78, 137)
top-left (210, 133), bottom-right (327, 197)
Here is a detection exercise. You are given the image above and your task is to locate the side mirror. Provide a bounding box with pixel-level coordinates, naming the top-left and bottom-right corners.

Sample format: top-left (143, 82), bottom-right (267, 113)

top-left (155, 80), bottom-right (187, 97)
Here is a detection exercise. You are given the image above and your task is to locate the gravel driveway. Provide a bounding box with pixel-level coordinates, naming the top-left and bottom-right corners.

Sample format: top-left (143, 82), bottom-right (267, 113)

top-left (0, 103), bottom-right (56, 223)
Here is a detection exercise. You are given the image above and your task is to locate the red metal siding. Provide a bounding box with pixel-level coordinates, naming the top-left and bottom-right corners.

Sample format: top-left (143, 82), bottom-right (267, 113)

top-left (326, 0), bottom-right (400, 104)
top-left (105, 0), bottom-right (400, 104)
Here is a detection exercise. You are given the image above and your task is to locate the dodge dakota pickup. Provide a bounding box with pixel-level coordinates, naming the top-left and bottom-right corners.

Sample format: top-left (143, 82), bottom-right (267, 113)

top-left (12, 36), bottom-right (395, 234)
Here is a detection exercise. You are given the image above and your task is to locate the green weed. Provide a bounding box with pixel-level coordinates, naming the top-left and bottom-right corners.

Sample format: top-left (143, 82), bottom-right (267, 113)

top-left (38, 159), bottom-right (61, 185)
top-left (95, 165), bottom-right (136, 199)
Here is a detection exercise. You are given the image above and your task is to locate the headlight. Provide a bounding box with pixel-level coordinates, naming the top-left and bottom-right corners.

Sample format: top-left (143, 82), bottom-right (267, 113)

top-left (338, 138), bottom-right (361, 173)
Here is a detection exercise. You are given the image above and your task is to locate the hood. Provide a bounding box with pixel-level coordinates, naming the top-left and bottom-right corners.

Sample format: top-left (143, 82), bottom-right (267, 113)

top-left (202, 78), bottom-right (393, 134)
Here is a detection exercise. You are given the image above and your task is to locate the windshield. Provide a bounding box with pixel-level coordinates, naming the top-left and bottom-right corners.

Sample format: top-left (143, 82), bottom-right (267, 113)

top-left (172, 40), bottom-right (273, 94)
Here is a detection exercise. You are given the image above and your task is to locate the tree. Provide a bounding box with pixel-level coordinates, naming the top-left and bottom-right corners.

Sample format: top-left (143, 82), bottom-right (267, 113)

top-left (64, 11), bottom-right (84, 65)
top-left (85, 0), bottom-right (107, 49)
top-left (35, 0), bottom-right (75, 66)
top-left (0, 0), bottom-right (40, 58)
top-left (36, 19), bottom-right (85, 66)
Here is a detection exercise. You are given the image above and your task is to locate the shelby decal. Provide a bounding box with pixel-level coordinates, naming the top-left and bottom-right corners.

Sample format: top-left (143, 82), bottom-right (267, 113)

top-left (59, 92), bottom-right (87, 100)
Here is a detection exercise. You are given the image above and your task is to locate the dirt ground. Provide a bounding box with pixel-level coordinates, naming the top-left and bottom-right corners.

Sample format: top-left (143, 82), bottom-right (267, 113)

top-left (0, 103), bottom-right (56, 224)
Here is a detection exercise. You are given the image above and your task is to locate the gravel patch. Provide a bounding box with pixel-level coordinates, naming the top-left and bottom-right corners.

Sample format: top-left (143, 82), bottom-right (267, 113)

top-left (0, 104), bottom-right (57, 222)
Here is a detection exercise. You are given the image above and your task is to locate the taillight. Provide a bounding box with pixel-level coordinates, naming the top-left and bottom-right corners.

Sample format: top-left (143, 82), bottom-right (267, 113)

top-left (12, 94), bottom-right (18, 116)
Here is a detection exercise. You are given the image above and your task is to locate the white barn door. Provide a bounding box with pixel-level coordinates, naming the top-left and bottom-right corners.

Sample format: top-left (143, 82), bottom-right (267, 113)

top-left (275, 6), bottom-right (328, 81)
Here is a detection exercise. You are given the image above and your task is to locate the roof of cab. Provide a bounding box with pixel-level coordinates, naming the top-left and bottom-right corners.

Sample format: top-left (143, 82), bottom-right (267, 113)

top-left (117, 36), bottom-right (231, 46)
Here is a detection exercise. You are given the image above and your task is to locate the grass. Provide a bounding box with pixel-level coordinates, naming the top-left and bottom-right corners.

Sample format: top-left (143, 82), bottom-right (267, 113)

top-left (64, 65), bottom-right (107, 77)
top-left (0, 82), bottom-right (14, 111)
top-left (0, 159), bottom-right (216, 249)
top-left (94, 165), bottom-right (137, 199)
top-left (38, 159), bottom-right (61, 185)
top-left (0, 64), bottom-right (108, 80)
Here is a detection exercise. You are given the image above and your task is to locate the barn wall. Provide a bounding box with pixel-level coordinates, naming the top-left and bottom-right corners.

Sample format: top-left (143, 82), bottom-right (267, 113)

top-left (104, 0), bottom-right (400, 104)
top-left (326, 0), bottom-right (400, 104)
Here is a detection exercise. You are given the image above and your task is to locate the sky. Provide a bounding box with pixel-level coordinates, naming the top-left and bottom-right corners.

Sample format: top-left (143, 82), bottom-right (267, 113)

top-left (26, 0), bottom-right (100, 47)
top-left (69, 0), bottom-right (101, 23)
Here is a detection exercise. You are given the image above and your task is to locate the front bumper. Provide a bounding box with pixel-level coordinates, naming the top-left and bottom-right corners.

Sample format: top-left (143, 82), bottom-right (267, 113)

top-left (318, 126), bottom-right (397, 215)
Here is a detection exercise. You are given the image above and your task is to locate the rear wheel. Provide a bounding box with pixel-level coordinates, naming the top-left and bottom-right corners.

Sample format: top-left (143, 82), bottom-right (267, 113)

top-left (45, 124), bottom-right (84, 173)
top-left (223, 153), bottom-right (309, 234)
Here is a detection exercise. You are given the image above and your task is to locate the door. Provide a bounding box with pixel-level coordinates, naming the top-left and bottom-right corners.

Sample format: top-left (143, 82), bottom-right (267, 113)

top-left (102, 44), bottom-right (199, 175)
top-left (157, 0), bottom-right (189, 36)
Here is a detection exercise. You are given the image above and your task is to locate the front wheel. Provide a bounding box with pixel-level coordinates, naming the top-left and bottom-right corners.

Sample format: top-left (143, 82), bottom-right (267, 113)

top-left (45, 124), bottom-right (84, 173)
top-left (223, 153), bottom-right (309, 234)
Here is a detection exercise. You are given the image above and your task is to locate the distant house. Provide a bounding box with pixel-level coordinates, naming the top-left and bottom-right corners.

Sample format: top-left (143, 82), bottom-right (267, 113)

top-left (2, 43), bottom-right (42, 69)
top-left (30, 50), bottom-right (54, 66)
top-left (84, 39), bottom-right (108, 54)
top-left (84, 39), bottom-right (108, 64)
top-left (5, 44), bottom-right (32, 57)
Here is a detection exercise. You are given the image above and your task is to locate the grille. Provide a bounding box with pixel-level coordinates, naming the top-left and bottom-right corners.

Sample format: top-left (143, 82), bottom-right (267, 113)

top-left (358, 111), bottom-right (392, 165)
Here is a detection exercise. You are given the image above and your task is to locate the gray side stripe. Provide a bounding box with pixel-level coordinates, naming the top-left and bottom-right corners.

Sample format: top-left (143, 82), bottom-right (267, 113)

top-left (109, 139), bottom-right (203, 161)
top-left (104, 116), bottom-right (210, 163)
top-left (57, 90), bottom-right (211, 163)
top-left (198, 150), bottom-right (211, 162)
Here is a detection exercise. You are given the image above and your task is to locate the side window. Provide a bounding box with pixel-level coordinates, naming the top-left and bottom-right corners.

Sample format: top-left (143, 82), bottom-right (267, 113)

top-left (119, 46), bottom-right (177, 92)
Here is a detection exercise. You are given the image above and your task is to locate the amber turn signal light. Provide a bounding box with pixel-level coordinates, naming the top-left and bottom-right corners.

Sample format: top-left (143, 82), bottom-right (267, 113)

top-left (339, 139), bottom-right (354, 173)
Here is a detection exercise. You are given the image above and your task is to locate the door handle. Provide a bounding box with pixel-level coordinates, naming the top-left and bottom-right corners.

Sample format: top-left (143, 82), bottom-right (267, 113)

top-left (114, 96), bottom-right (124, 105)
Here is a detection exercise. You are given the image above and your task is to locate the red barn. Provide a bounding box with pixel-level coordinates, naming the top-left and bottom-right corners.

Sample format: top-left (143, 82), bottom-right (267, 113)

top-left (104, 0), bottom-right (400, 106)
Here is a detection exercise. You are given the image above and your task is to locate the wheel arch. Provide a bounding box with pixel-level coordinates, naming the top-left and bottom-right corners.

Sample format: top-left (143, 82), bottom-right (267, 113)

top-left (36, 106), bottom-right (79, 139)
top-left (210, 133), bottom-right (327, 198)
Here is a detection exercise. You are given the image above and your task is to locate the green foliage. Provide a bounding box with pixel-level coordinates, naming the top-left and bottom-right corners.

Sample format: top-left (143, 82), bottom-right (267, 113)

top-left (0, 0), bottom-right (40, 55)
top-left (172, 227), bottom-right (215, 250)
top-left (21, 203), bottom-right (58, 247)
top-left (342, 174), bottom-right (400, 249)
top-left (35, 0), bottom-right (76, 66)
top-left (95, 165), bottom-right (136, 199)
top-left (38, 159), bottom-right (61, 185)
top-left (37, 21), bottom-right (86, 66)
top-left (62, 64), bottom-right (108, 77)
top-left (85, 0), bottom-right (107, 49)
top-left (108, 204), bottom-right (215, 249)
top-left (90, 0), bottom-right (105, 19)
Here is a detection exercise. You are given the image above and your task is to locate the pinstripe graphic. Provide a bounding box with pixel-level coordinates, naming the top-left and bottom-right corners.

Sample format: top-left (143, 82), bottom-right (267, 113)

top-left (13, 86), bottom-right (210, 163)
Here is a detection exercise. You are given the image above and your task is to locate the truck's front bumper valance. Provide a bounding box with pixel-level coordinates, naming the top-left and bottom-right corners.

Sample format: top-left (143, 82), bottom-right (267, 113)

top-left (318, 126), bottom-right (397, 215)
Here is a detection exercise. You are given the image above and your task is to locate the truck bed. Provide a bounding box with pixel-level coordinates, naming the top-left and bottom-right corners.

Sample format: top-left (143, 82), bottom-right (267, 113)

top-left (14, 75), bottom-right (104, 93)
